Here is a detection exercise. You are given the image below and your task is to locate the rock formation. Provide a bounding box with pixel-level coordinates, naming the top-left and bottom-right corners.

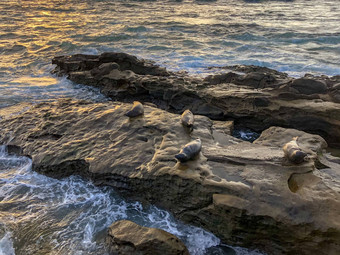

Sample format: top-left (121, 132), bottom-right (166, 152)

top-left (0, 99), bottom-right (339, 254)
top-left (52, 52), bottom-right (340, 146)
top-left (106, 220), bottom-right (189, 255)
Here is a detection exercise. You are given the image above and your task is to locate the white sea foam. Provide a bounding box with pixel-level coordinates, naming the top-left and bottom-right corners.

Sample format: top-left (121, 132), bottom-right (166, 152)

top-left (1, 145), bottom-right (252, 255)
top-left (0, 231), bottom-right (15, 255)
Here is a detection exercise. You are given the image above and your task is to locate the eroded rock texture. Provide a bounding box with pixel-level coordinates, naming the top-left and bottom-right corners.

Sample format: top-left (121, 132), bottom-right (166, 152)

top-left (1, 99), bottom-right (339, 254)
top-left (52, 52), bottom-right (340, 146)
top-left (106, 220), bottom-right (189, 255)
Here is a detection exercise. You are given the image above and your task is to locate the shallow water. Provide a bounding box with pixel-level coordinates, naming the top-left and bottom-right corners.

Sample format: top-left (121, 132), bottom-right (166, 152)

top-left (0, 145), bottom-right (265, 255)
top-left (1, 0), bottom-right (339, 254)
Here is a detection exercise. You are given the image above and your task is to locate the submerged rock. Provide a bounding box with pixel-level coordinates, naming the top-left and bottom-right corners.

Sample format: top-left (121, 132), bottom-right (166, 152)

top-left (51, 52), bottom-right (340, 146)
top-left (0, 99), bottom-right (339, 255)
top-left (106, 220), bottom-right (189, 255)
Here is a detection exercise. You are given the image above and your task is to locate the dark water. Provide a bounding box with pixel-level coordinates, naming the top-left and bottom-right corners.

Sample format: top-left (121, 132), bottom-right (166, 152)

top-left (1, 0), bottom-right (339, 254)
top-left (232, 128), bottom-right (260, 142)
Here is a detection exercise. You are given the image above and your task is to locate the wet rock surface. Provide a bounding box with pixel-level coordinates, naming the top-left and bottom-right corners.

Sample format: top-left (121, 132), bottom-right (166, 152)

top-left (106, 220), bottom-right (189, 255)
top-left (51, 52), bottom-right (340, 146)
top-left (0, 99), bottom-right (339, 255)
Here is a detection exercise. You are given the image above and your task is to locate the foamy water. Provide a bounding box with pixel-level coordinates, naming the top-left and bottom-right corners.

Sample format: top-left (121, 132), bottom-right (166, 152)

top-left (1, 0), bottom-right (338, 253)
top-left (0, 146), bottom-right (265, 254)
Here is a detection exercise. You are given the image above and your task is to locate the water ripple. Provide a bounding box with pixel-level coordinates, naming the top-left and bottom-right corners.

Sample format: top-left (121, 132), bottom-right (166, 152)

top-left (0, 146), bottom-right (226, 255)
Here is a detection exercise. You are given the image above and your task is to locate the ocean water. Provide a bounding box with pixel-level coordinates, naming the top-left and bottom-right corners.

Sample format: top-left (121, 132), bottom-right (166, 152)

top-left (1, 0), bottom-right (340, 108)
top-left (0, 145), bottom-right (266, 255)
top-left (0, 0), bottom-right (339, 254)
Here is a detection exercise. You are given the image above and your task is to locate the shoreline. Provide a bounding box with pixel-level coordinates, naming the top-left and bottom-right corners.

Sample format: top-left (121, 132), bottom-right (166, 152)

top-left (1, 52), bottom-right (340, 254)
top-left (52, 52), bottom-right (340, 147)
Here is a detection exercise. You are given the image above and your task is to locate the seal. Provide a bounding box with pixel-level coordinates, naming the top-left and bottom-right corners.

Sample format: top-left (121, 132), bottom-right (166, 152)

top-left (175, 138), bottom-right (202, 163)
top-left (181, 109), bottom-right (194, 132)
top-left (283, 137), bottom-right (308, 164)
top-left (125, 101), bottom-right (144, 117)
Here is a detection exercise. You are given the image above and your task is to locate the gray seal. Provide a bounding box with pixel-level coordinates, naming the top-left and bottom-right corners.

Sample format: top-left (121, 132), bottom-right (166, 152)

top-left (283, 137), bottom-right (308, 164)
top-left (125, 101), bottom-right (144, 117)
top-left (175, 138), bottom-right (202, 163)
top-left (181, 109), bottom-right (194, 132)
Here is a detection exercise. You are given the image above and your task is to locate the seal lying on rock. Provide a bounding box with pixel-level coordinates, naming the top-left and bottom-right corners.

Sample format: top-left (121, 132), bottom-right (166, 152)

top-left (175, 138), bottom-right (202, 163)
top-left (283, 137), bottom-right (308, 164)
top-left (181, 109), bottom-right (194, 132)
top-left (125, 101), bottom-right (144, 117)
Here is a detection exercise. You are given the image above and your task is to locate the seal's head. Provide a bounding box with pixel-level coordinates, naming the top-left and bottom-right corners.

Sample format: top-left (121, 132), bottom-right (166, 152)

top-left (291, 150), bottom-right (308, 164)
top-left (175, 153), bottom-right (189, 163)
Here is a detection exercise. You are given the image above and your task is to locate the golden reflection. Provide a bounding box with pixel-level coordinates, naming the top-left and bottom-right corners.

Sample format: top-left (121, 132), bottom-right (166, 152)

top-left (0, 0), bottom-right (96, 74)
top-left (14, 2), bottom-right (92, 51)
top-left (10, 76), bottom-right (58, 87)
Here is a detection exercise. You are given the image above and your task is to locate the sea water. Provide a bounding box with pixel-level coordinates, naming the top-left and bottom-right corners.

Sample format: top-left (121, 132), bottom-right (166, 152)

top-left (1, 0), bottom-right (340, 254)
top-left (0, 146), bottom-right (264, 254)
top-left (1, 0), bottom-right (340, 108)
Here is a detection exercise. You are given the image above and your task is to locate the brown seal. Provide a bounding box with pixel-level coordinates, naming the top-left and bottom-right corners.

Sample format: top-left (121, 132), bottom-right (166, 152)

top-left (125, 101), bottom-right (144, 117)
top-left (181, 109), bottom-right (194, 132)
top-left (283, 137), bottom-right (308, 164)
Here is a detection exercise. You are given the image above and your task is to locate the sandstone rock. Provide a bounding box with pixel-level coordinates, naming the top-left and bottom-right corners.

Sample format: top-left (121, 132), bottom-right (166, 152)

top-left (210, 64), bottom-right (289, 78)
top-left (233, 72), bottom-right (277, 89)
top-left (203, 72), bottom-right (239, 85)
top-left (254, 126), bottom-right (327, 156)
top-left (0, 99), bottom-right (339, 255)
top-left (332, 83), bottom-right (340, 90)
top-left (212, 120), bottom-right (234, 136)
top-left (106, 220), bottom-right (189, 255)
top-left (90, 62), bottom-right (120, 77)
top-left (52, 52), bottom-right (170, 77)
top-left (290, 78), bottom-right (328, 95)
top-left (330, 83), bottom-right (340, 103)
top-left (51, 53), bottom-right (340, 146)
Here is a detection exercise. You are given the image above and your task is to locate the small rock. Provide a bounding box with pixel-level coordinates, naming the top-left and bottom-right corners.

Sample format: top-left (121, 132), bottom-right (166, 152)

top-left (90, 62), bottom-right (120, 77)
top-left (290, 78), bottom-right (328, 95)
top-left (203, 72), bottom-right (239, 85)
top-left (212, 120), bottom-right (234, 135)
top-left (106, 220), bottom-right (189, 255)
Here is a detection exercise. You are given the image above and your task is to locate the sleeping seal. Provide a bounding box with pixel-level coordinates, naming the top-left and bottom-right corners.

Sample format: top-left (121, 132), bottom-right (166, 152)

top-left (175, 138), bottom-right (202, 163)
top-left (181, 109), bottom-right (194, 132)
top-left (125, 101), bottom-right (144, 117)
top-left (283, 137), bottom-right (308, 164)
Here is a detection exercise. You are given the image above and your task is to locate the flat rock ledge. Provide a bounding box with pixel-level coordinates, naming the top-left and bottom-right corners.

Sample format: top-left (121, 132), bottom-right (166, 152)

top-left (0, 99), bottom-right (339, 255)
top-left (52, 52), bottom-right (340, 146)
top-left (106, 220), bottom-right (189, 255)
